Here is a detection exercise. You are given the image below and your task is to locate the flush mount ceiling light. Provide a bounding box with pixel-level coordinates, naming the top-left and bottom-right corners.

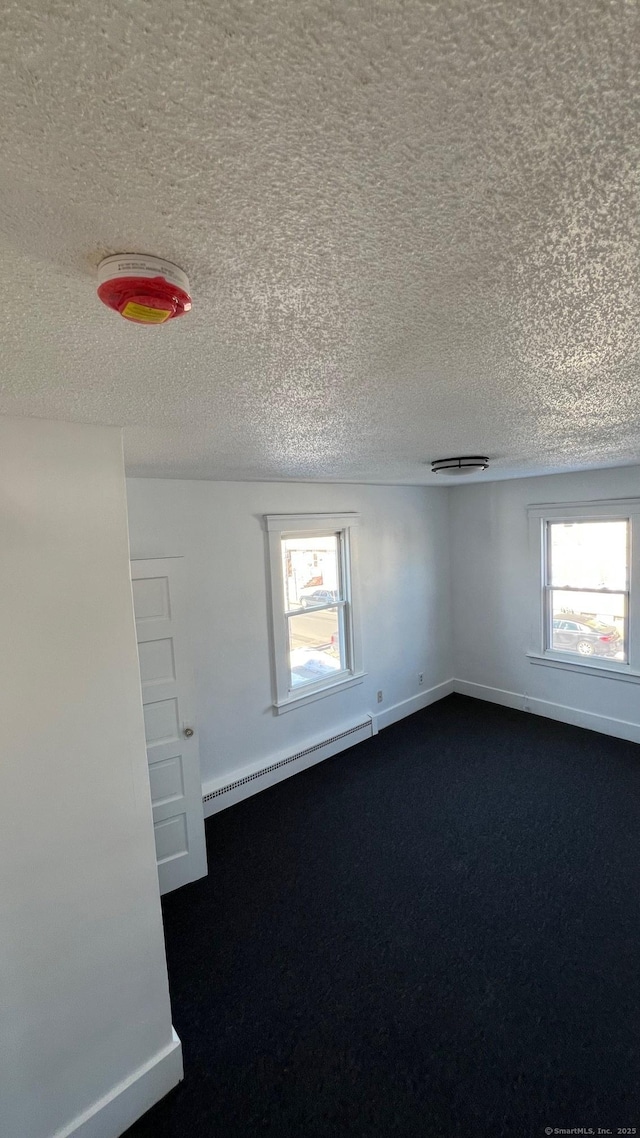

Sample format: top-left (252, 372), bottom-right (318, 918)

top-left (431, 456), bottom-right (489, 476)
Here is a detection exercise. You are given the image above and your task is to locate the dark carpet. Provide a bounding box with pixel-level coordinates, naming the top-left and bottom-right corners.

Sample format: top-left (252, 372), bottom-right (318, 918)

top-left (124, 694), bottom-right (640, 1138)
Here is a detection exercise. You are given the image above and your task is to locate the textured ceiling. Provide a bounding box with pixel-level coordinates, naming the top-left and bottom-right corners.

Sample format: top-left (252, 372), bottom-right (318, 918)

top-left (0, 0), bottom-right (638, 483)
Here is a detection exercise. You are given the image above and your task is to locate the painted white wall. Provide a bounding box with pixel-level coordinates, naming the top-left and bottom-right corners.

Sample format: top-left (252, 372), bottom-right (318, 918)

top-left (450, 466), bottom-right (640, 736)
top-left (126, 479), bottom-right (452, 787)
top-left (0, 419), bottom-right (179, 1138)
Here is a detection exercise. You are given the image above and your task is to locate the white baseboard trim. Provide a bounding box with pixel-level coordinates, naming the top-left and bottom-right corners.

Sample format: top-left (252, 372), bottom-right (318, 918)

top-left (453, 679), bottom-right (526, 713)
top-left (53, 1029), bottom-right (183, 1138)
top-left (202, 681), bottom-right (457, 817)
top-left (453, 679), bottom-right (640, 745)
top-left (202, 716), bottom-right (376, 817)
top-left (373, 679), bottom-right (455, 731)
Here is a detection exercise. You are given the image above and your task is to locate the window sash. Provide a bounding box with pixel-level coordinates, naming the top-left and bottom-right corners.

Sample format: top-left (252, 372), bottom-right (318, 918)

top-left (543, 585), bottom-right (629, 657)
top-left (283, 531), bottom-right (350, 692)
top-left (265, 512), bottom-right (363, 711)
top-left (542, 518), bottom-right (630, 660)
top-left (281, 531), bottom-right (345, 609)
top-left (527, 504), bottom-right (639, 674)
top-left (285, 598), bottom-right (350, 694)
top-left (282, 530), bottom-right (345, 608)
top-left (544, 518), bottom-right (630, 593)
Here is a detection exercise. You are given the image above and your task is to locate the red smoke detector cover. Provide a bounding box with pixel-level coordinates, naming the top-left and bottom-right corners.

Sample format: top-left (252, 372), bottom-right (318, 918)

top-left (97, 254), bottom-right (192, 324)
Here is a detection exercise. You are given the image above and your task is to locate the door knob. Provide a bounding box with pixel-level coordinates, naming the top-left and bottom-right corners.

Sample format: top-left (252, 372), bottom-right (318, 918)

top-left (184, 727), bottom-right (194, 737)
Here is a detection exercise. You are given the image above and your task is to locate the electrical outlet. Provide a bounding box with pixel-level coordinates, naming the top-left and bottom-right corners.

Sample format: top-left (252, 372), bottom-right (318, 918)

top-left (418, 672), bottom-right (424, 685)
top-left (377, 690), bottom-right (383, 703)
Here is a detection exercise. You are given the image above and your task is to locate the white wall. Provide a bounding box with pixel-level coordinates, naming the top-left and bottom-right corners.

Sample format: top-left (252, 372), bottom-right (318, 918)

top-left (6, 430), bottom-right (635, 1137)
top-left (126, 479), bottom-right (452, 789)
top-left (450, 465), bottom-right (640, 738)
top-left (0, 419), bottom-right (179, 1138)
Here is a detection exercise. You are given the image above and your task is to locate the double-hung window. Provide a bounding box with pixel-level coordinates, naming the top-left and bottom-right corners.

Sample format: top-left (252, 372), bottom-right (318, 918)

top-left (528, 500), bottom-right (640, 678)
top-left (264, 513), bottom-right (364, 712)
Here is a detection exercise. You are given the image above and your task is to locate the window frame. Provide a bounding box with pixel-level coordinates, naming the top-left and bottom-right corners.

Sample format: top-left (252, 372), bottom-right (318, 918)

top-left (264, 513), bottom-right (364, 713)
top-left (527, 499), bottom-right (640, 681)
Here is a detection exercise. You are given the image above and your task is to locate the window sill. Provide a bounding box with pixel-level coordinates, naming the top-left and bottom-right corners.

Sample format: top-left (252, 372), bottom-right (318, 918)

top-left (527, 652), bottom-right (640, 684)
top-left (274, 672), bottom-right (367, 714)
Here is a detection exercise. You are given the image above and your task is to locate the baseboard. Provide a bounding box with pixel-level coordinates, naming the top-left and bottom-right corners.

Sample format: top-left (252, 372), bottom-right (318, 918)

top-left (374, 679), bottom-right (455, 731)
top-left (453, 679), bottom-right (640, 745)
top-left (202, 717), bottom-right (376, 817)
top-left (453, 679), bottom-right (526, 713)
top-left (53, 1029), bottom-right (183, 1138)
top-left (202, 681), bottom-right (456, 817)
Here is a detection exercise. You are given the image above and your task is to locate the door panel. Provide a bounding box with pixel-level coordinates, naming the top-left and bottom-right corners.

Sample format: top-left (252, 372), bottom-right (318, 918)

top-left (131, 558), bottom-right (207, 894)
top-left (144, 698), bottom-right (180, 746)
top-left (138, 638), bottom-right (176, 686)
top-left (132, 575), bottom-right (171, 621)
top-left (148, 756), bottom-right (185, 805)
top-left (154, 814), bottom-right (189, 862)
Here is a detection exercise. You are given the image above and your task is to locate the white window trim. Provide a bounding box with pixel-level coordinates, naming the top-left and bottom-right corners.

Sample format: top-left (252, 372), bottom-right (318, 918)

top-left (527, 498), bottom-right (640, 680)
top-left (264, 513), bottom-right (365, 714)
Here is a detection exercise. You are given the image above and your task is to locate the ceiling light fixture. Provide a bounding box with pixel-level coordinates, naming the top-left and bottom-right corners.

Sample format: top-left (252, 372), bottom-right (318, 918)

top-left (97, 254), bottom-right (192, 325)
top-left (431, 456), bottom-right (489, 476)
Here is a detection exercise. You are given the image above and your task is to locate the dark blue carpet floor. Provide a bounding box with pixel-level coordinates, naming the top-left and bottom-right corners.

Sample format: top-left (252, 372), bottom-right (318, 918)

top-left (124, 694), bottom-right (640, 1137)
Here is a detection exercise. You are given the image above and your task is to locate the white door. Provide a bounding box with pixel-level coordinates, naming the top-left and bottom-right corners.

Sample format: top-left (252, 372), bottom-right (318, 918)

top-left (131, 558), bottom-right (208, 894)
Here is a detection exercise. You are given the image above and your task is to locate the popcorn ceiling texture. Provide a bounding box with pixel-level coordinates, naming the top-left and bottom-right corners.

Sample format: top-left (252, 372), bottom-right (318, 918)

top-left (0, 0), bottom-right (637, 482)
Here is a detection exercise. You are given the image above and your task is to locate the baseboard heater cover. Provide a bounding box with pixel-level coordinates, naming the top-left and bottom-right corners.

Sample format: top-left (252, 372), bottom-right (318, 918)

top-left (203, 719), bottom-right (373, 804)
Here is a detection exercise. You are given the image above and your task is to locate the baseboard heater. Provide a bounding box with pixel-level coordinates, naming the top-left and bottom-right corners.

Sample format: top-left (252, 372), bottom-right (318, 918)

top-left (203, 718), bottom-right (374, 810)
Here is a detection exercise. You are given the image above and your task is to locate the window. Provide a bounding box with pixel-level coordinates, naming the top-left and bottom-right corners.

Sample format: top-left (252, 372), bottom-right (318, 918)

top-left (528, 500), bottom-right (640, 679)
top-left (264, 513), bottom-right (364, 712)
top-left (546, 519), bottom-right (628, 661)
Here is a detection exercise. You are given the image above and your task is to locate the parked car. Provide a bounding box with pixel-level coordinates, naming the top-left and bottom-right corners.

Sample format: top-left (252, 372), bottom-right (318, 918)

top-left (299, 588), bottom-right (338, 608)
top-left (552, 613), bottom-right (621, 657)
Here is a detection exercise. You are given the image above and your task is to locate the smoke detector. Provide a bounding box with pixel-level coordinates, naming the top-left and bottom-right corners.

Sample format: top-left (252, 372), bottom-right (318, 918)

top-left (97, 254), bottom-right (191, 325)
top-left (431, 456), bottom-right (489, 476)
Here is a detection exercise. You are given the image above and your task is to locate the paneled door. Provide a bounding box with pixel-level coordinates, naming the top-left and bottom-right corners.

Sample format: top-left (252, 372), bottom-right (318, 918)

top-left (131, 558), bottom-right (207, 894)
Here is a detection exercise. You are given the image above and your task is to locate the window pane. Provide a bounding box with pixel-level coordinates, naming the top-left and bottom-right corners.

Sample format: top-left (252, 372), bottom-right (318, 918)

top-left (287, 607), bottom-right (344, 689)
top-left (549, 521), bottom-right (628, 590)
top-left (281, 534), bottom-right (341, 611)
top-left (550, 590), bottom-right (626, 661)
